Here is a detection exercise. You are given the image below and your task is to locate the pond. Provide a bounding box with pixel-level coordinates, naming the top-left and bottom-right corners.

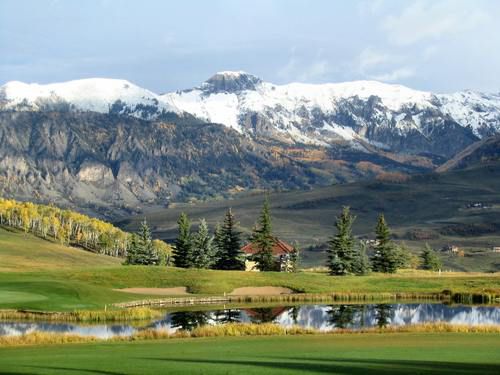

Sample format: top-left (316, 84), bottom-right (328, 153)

top-left (1, 303), bottom-right (499, 339)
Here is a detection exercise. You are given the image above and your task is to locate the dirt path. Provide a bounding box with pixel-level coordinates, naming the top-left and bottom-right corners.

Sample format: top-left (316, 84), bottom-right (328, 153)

top-left (229, 286), bottom-right (294, 296)
top-left (113, 287), bottom-right (189, 295)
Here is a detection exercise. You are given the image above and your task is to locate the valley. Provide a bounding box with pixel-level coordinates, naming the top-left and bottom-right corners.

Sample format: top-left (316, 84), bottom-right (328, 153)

top-left (117, 161), bottom-right (500, 271)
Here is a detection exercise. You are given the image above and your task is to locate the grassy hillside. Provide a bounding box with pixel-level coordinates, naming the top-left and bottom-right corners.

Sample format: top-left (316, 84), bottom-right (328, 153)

top-left (0, 227), bottom-right (120, 272)
top-left (117, 163), bottom-right (500, 270)
top-left (0, 218), bottom-right (498, 312)
top-left (0, 333), bottom-right (499, 374)
top-left (0, 265), bottom-right (498, 311)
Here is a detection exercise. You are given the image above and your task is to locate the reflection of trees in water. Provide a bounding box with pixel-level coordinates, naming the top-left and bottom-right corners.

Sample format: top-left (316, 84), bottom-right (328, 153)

top-left (213, 309), bottom-right (241, 324)
top-left (289, 306), bottom-right (300, 325)
top-left (169, 311), bottom-right (209, 331)
top-left (245, 307), bottom-right (287, 323)
top-left (375, 304), bottom-right (392, 328)
top-left (327, 305), bottom-right (359, 329)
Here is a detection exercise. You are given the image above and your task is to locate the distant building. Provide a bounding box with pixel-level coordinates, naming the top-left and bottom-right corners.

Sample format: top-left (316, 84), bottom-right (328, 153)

top-left (442, 245), bottom-right (460, 254)
top-left (492, 247), bottom-right (500, 253)
top-left (241, 238), bottom-right (296, 272)
top-left (362, 239), bottom-right (380, 247)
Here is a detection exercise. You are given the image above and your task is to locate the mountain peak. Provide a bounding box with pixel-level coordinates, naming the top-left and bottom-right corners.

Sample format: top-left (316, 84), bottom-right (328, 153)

top-left (201, 71), bottom-right (262, 93)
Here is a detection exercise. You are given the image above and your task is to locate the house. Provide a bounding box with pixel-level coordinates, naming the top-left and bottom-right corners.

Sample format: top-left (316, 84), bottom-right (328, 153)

top-left (241, 238), bottom-right (296, 272)
top-left (442, 244), bottom-right (460, 254)
top-left (492, 247), bottom-right (500, 253)
top-left (361, 239), bottom-right (380, 247)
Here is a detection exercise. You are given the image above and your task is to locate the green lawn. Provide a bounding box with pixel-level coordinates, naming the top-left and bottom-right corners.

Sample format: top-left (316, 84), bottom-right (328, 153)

top-left (0, 333), bottom-right (499, 374)
top-left (0, 227), bottom-right (499, 312)
top-left (0, 227), bottom-right (120, 272)
top-left (0, 266), bottom-right (498, 311)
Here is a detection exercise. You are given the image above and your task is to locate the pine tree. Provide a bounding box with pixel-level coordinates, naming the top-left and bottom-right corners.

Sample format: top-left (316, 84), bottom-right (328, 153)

top-left (189, 219), bottom-right (214, 269)
top-left (135, 219), bottom-right (159, 265)
top-left (420, 243), bottom-right (442, 271)
top-left (371, 214), bottom-right (399, 273)
top-left (173, 213), bottom-right (192, 268)
top-left (394, 243), bottom-right (413, 269)
top-left (251, 197), bottom-right (276, 271)
top-left (327, 206), bottom-right (356, 275)
top-left (214, 208), bottom-right (245, 270)
top-left (125, 233), bottom-right (139, 265)
top-left (212, 222), bottom-right (224, 268)
top-left (352, 241), bottom-right (371, 275)
top-left (287, 247), bottom-right (300, 273)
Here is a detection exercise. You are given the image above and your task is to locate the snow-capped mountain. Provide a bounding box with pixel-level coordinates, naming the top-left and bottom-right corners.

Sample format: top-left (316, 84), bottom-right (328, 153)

top-left (163, 71), bottom-right (500, 154)
top-left (164, 71), bottom-right (437, 145)
top-left (0, 78), bottom-right (179, 120)
top-left (1, 72), bottom-right (499, 156)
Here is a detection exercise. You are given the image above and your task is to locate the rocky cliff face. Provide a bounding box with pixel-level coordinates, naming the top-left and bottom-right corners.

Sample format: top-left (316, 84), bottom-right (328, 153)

top-left (165, 72), bottom-right (496, 158)
top-left (0, 111), bottom-right (430, 217)
top-left (1, 72), bottom-right (499, 216)
top-left (2, 73), bottom-right (499, 159)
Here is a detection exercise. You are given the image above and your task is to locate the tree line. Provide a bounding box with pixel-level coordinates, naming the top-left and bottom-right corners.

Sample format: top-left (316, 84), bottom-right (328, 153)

top-left (327, 206), bottom-right (442, 275)
top-left (1, 197), bottom-right (442, 274)
top-left (172, 197), bottom-right (299, 272)
top-left (0, 198), bottom-right (172, 262)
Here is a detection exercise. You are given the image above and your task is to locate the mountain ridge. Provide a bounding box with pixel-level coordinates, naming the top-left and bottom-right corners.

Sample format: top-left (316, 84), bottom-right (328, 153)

top-left (2, 72), bottom-right (499, 157)
top-left (1, 72), bottom-right (499, 216)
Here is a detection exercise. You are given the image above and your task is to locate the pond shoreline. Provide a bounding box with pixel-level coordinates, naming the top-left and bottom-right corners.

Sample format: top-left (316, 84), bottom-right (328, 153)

top-left (1, 322), bottom-right (500, 347)
top-left (113, 290), bottom-right (498, 308)
top-left (0, 290), bottom-right (498, 322)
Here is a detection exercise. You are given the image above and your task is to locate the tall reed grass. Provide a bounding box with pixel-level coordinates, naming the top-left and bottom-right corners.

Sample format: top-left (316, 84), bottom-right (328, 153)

top-left (114, 291), bottom-right (449, 308)
top-left (0, 307), bottom-right (162, 322)
top-left (1, 323), bottom-right (499, 347)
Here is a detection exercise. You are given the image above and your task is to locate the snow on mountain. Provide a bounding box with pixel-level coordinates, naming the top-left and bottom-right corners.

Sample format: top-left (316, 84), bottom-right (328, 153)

top-left (437, 90), bottom-right (500, 137)
top-left (162, 71), bottom-right (500, 148)
top-left (161, 72), bottom-right (434, 146)
top-left (1, 72), bottom-right (499, 151)
top-left (0, 78), bottom-right (179, 119)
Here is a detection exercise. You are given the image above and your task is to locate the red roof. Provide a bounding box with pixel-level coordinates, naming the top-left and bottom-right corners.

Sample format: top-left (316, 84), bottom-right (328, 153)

top-left (241, 237), bottom-right (294, 256)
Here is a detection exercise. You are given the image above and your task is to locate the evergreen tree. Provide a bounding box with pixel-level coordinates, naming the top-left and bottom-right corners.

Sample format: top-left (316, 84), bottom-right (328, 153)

top-left (420, 243), bottom-right (442, 271)
top-left (124, 233), bottom-right (139, 265)
top-left (173, 213), bottom-right (192, 268)
top-left (371, 214), bottom-right (399, 273)
top-left (352, 241), bottom-right (371, 275)
top-left (251, 197), bottom-right (275, 271)
top-left (189, 219), bottom-right (214, 269)
top-left (394, 243), bottom-right (414, 269)
top-left (134, 219), bottom-right (159, 265)
top-left (288, 247), bottom-right (300, 273)
top-left (212, 222), bottom-right (224, 268)
top-left (327, 206), bottom-right (356, 275)
top-left (214, 208), bottom-right (245, 270)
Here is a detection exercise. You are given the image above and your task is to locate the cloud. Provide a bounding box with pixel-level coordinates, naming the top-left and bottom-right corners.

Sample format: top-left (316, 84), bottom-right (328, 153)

top-left (277, 48), bottom-right (333, 82)
top-left (357, 0), bottom-right (385, 17)
top-left (382, 0), bottom-right (490, 46)
top-left (356, 47), bottom-right (413, 83)
top-left (370, 67), bottom-right (416, 82)
top-left (358, 47), bottom-right (399, 72)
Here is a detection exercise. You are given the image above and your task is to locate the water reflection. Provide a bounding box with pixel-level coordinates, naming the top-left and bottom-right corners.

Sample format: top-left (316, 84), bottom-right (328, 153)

top-left (1, 303), bottom-right (499, 338)
top-left (169, 311), bottom-right (209, 331)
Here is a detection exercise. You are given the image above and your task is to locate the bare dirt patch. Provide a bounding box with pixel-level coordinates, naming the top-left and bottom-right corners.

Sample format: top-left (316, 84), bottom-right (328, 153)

top-left (229, 286), bottom-right (294, 296)
top-left (113, 287), bottom-right (189, 295)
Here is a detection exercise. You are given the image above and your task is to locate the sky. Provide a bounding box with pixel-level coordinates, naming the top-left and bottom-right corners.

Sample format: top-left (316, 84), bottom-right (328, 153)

top-left (1, 0), bottom-right (499, 93)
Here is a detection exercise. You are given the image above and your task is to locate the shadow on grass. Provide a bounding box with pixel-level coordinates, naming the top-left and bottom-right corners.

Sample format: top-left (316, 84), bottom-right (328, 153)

top-left (2, 366), bottom-right (124, 375)
top-left (140, 356), bottom-right (500, 374)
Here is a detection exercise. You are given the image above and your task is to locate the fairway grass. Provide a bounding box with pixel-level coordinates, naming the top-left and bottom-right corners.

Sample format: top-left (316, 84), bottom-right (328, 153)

top-left (0, 333), bottom-right (499, 374)
top-left (1, 227), bottom-right (499, 312)
top-left (0, 266), bottom-right (499, 311)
